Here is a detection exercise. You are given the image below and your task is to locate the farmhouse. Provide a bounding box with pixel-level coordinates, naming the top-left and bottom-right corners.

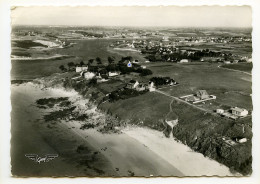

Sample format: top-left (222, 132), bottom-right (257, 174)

top-left (196, 90), bottom-right (209, 100)
top-left (76, 66), bottom-right (88, 72)
top-left (82, 71), bottom-right (95, 79)
top-left (216, 109), bottom-right (224, 114)
top-left (231, 107), bottom-right (248, 117)
top-left (136, 84), bottom-right (146, 91)
top-left (108, 71), bottom-right (119, 77)
top-left (125, 80), bottom-right (139, 89)
top-left (148, 81), bottom-right (155, 92)
top-left (180, 59), bottom-right (189, 63)
top-left (181, 90), bottom-right (216, 103)
top-left (224, 61), bottom-right (231, 64)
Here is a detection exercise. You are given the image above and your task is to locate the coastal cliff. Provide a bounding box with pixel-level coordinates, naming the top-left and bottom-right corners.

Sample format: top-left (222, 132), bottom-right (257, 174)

top-left (30, 73), bottom-right (252, 176)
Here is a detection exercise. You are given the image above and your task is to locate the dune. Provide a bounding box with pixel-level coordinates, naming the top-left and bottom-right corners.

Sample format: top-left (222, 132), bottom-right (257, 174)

top-left (122, 126), bottom-right (238, 176)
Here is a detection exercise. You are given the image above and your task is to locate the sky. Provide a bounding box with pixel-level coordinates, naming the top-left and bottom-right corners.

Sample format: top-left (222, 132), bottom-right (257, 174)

top-left (11, 6), bottom-right (252, 27)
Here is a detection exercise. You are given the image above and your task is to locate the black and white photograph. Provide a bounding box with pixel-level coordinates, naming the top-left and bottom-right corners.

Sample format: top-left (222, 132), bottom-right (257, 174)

top-left (1, 2), bottom-right (260, 183)
top-left (9, 5), bottom-right (253, 177)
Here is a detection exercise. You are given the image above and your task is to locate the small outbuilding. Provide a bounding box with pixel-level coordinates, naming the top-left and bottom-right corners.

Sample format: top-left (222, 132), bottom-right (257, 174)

top-left (231, 107), bottom-right (248, 117)
top-left (76, 66), bottom-right (88, 73)
top-left (180, 59), bottom-right (189, 63)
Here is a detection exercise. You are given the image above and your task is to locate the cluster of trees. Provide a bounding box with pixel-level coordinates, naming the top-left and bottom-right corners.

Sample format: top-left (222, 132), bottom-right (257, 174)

top-left (150, 77), bottom-right (176, 86)
top-left (58, 55), bottom-right (153, 76)
top-left (108, 88), bottom-right (147, 102)
top-left (59, 60), bottom-right (86, 72)
top-left (106, 62), bottom-right (152, 76)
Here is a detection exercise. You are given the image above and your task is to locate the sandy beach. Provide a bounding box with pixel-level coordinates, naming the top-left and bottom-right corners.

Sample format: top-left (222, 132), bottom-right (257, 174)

top-left (11, 82), bottom-right (236, 177)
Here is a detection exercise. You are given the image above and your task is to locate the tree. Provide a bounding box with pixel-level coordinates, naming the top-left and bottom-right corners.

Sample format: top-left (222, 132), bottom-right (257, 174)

top-left (67, 62), bottom-right (75, 70)
top-left (108, 56), bottom-right (115, 64)
top-left (139, 69), bottom-right (153, 76)
top-left (96, 57), bottom-right (102, 65)
top-left (88, 59), bottom-right (94, 65)
top-left (59, 65), bottom-right (66, 72)
top-left (80, 61), bottom-right (85, 66)
top-left (88, 78), bottom-right (97, 86)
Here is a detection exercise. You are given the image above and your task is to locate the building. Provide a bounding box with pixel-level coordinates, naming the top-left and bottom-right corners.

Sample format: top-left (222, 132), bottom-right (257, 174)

top-left (231, 107), bottom-right (248, 117)
top-left (136, 84), bottom-right (146, 91)
top-left (180, 59), bottom-right (189, 63)
top-left (186, 96), bottom-right (199, 102)
top-left (141, 65), bottom-right (146, 69)
top-left (148, 81), bottom-right (155, 91)
top-left (196, 90), bottom-right (209, 100)
top-left (108, 71), bottom-right (119, 77)
top-left (216, 109), bottom-right (224, 114)
top-left (125, 80), bottom-right (139, 89)
top-left (76, 66), bottom-right (88, 72)
top-left (165, 112), bottom-right (178, 128)
top-left (169, 79), bottom-right (177, 86)
top-left (224, 61), bottom-right (231, 64)
top-left (83, 72), bottom-right (95, 80)
top-left (247, 58), bottom-right (252, 63)
top-left (127, 61), bottom-right (132, 67)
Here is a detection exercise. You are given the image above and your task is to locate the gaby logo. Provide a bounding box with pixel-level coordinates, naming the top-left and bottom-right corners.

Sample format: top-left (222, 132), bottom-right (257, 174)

top-left (25, 154), bottom-right (58, 164)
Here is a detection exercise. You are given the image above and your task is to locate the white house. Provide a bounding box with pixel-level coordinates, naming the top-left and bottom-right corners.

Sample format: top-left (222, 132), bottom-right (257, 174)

top-left (76, 66), bottom-right (88, 73)
top-left (108, 71), bottom-right (119, 77)
top-left (247, 58), bottom-right (252, 63)
top-left (145, 60), bottom-right (150, 63)
top-left (216, 109), bottom-right (224, 114)
top-left (231, 107), bottom-right (248, 117)
top-left (148, 81), bottom-right (155, 92)
top-left (141, 65), bottom-right (146, 69)
top-left (126, 80), bottom-right (139, 89)
top-left (83, 72), bottom-right (95, 80)
top-left (224, 61), bottom-right (231, 64)
top-left (136, 84), bottom-right (146, 91)
top-left (180, 59), bottom-right (189, 63)
top-left (133, 81), bottom-right (139, 88)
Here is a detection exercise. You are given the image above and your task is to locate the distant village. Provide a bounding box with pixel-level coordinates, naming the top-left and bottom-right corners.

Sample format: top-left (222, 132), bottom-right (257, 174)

top-left (110, 38), bottom-right (252, 64)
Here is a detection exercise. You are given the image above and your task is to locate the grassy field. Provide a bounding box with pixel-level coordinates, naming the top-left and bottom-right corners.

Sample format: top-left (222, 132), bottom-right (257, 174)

top-left (221, 63), bottom-right (252, 73)
top-left (141, 62), bottom-right (252, 110)
top-left (97, 61), bottom-right (252, 175)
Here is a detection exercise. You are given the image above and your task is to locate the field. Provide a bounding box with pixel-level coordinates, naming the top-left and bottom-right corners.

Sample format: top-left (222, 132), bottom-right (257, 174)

top-left (142, 62), bottom-right (252, 110)
top-left (221, 63), bottom-right (252, 73)
top-left (97, 61), bottom-right (252, 175)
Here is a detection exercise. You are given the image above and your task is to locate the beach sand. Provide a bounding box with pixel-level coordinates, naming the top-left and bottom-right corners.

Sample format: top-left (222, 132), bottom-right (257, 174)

top-left (123, 127), bottom-right (236, 176)
top-left (11, 82), bottom-right (236, 177)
